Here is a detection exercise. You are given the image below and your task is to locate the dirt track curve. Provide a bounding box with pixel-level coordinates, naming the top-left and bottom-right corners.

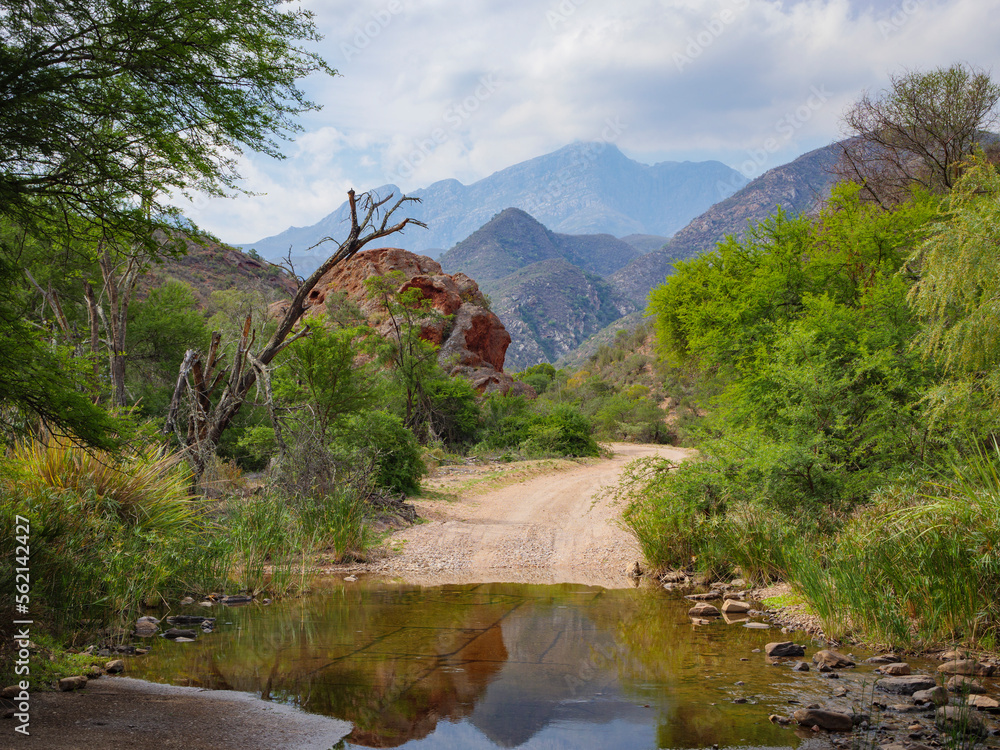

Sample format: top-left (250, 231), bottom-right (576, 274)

top-left (371, 442), bottom-right (690, 588)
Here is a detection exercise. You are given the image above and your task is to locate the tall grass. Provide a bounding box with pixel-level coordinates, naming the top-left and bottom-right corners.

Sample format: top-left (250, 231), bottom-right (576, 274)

top-left (0, 440), bottom-right (226, 639)
top-left (788, 446), bottom-right (1000, 649)
top-left (0, 439), bottom-right (376, 653)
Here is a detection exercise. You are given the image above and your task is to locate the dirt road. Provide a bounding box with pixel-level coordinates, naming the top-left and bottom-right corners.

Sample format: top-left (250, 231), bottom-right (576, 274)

top-left (371, 442), bottom-right (689, 588)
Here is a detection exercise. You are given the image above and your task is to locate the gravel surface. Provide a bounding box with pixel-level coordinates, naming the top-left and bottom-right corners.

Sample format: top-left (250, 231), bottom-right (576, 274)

top-left (367, 442), bottom-right (691, 588)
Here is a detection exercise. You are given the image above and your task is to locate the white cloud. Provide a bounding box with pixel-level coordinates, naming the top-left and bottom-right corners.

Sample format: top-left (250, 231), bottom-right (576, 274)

top-left (179, 0), bottom-right (1000, 242)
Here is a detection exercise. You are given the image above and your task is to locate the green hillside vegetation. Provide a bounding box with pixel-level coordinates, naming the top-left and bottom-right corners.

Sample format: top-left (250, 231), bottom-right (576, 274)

top-left (618, 64), bottom-right (1000, 650)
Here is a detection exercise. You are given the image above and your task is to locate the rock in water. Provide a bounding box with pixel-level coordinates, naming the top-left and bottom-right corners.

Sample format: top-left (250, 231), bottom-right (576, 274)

top-left (877, 675), bottom-right (937, 695)
top-left (946, 675), bottom-right (985, 694)
top-left (937, 659), bottom-right (995, 676)
top-left (913, 686), bottom-right (949, 705)
top-left (935, 706), bottom-right (987, 736)
top-left (687, 602), bottom-right (721, 617)
top-left (812, 649), bottom-right (855, 668)
top-left (765, 641), bottom-right (805, 658)
top-left (162, 628), bottom-right (197, 640)
top-left (879, 662), bottom-right (911, 676)
top-left (105, 659), bottom-right (124, 674)
top-left (721, 599), bottom-right (751, 614)
top-left (792, 708), bottom-right (853, 732)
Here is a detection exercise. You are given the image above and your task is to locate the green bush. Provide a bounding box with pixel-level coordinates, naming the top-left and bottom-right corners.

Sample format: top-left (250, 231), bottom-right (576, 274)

top-left (523, 404), bottom-right (600, 458)
top-left (332, 410), bottom-right (426, 494)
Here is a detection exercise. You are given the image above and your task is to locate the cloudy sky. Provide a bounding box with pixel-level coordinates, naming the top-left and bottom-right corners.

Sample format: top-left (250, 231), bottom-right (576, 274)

top-left (184, 0), bottom-right (1000, 244)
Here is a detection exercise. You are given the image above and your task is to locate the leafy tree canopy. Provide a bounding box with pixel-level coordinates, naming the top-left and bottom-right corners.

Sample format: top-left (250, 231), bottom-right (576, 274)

top-left (0, 0), bottom-right (333, 239)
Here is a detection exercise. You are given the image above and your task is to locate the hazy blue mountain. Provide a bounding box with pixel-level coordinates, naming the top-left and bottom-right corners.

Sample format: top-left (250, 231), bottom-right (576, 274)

top-left (241, 143), bottom-right (747, 272)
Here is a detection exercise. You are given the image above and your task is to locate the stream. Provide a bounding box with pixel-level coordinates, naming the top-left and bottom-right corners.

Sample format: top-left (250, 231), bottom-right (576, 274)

top-left (129, 580), bottom-right (887, 749)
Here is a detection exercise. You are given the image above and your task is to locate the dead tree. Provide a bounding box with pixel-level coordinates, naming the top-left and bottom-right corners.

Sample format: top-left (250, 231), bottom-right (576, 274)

top-left (164, 189), bottom-right (425, 476)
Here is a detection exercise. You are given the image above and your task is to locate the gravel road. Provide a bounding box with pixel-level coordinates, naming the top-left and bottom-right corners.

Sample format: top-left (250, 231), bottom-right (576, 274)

top-left (370, 442), bottom-right (690, 588)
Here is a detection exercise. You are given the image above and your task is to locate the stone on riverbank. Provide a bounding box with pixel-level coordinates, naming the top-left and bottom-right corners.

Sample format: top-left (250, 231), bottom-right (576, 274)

top-left (105, 660), bottom-right (124, 674)
top-left (58, 676), bottom-right (87, 692)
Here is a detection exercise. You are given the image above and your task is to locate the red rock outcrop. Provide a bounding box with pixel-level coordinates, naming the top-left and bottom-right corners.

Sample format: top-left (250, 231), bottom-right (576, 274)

top-left (303, 247), bottom-right (524, 395)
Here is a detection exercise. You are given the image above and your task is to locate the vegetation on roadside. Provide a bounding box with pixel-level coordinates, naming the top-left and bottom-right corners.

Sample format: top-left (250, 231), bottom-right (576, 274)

top-left (618, 64), bottom-right (1000, 652)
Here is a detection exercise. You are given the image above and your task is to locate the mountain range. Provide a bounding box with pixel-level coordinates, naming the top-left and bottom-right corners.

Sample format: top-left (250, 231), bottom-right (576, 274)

top-left (241, 143), bottom-right (747, 271)
top-left (437, 143), bottom-right (843, 369)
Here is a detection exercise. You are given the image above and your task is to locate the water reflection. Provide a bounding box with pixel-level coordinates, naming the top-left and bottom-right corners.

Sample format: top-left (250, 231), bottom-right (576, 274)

top-left (130, 582), bottom-right (827, 749)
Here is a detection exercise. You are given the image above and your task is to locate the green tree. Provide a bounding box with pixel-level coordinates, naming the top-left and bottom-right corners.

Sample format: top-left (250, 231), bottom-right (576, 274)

top-left (274, 318), bottom-right (377, 442)
top-left (0, 0), bottom-right (332, 236)
top-left (0, 0), bottom-right (335, 447)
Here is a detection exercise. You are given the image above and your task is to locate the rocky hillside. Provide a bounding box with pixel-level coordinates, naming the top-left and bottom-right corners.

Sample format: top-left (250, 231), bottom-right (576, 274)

top-left (439, 208), bottom-right (643, 282)
top-left (143, 235), bottom-right (297, 305)
top-left (490, 258), bottom-right (638, 370)
top-left (438, 209), bottom-right (645, 370)
top-left (242, 143), bottom-right (746, 270)
top-left (609, 143), bottom-right (842, 307)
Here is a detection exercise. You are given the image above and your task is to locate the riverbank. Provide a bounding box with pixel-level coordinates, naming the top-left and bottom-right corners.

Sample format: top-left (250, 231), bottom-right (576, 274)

top-left (2, 676), bottom-right (351, 749)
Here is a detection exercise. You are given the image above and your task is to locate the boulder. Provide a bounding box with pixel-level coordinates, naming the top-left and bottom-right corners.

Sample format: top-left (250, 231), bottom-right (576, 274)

top-left (877, 675), bottom-right (938, 695)
top-left (58, 676), bottom-right (87, 692)
top-left (792, 661), bottom-right (810, 672)
top-left (105, 659), bottom-right (125, 674)
top-left (812, 649), bottom-right (855, 668)
top-left (765, 641), bottom-right (805, 658)
top-left (300, 248), bottom-right (521, 395)
top-left (687, 603), bottom-right (720, 617)
top-left (792, 708), bottom-right (854, 731)
top-left (879, 662), bottom-right (911, 676)
top-left (721, 599), bottom-right (752, 615)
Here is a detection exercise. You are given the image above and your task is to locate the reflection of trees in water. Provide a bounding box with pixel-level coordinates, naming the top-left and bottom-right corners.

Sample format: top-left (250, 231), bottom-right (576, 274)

top-left (131, 582), bottom-right (801, 749)
top-left (593, 590), bottom-right (806, 748)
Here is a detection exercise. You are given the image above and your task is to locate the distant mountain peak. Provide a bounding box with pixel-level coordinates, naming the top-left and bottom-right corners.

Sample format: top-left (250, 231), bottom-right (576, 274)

top-left (240, 144), bottom-right (746, 271)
